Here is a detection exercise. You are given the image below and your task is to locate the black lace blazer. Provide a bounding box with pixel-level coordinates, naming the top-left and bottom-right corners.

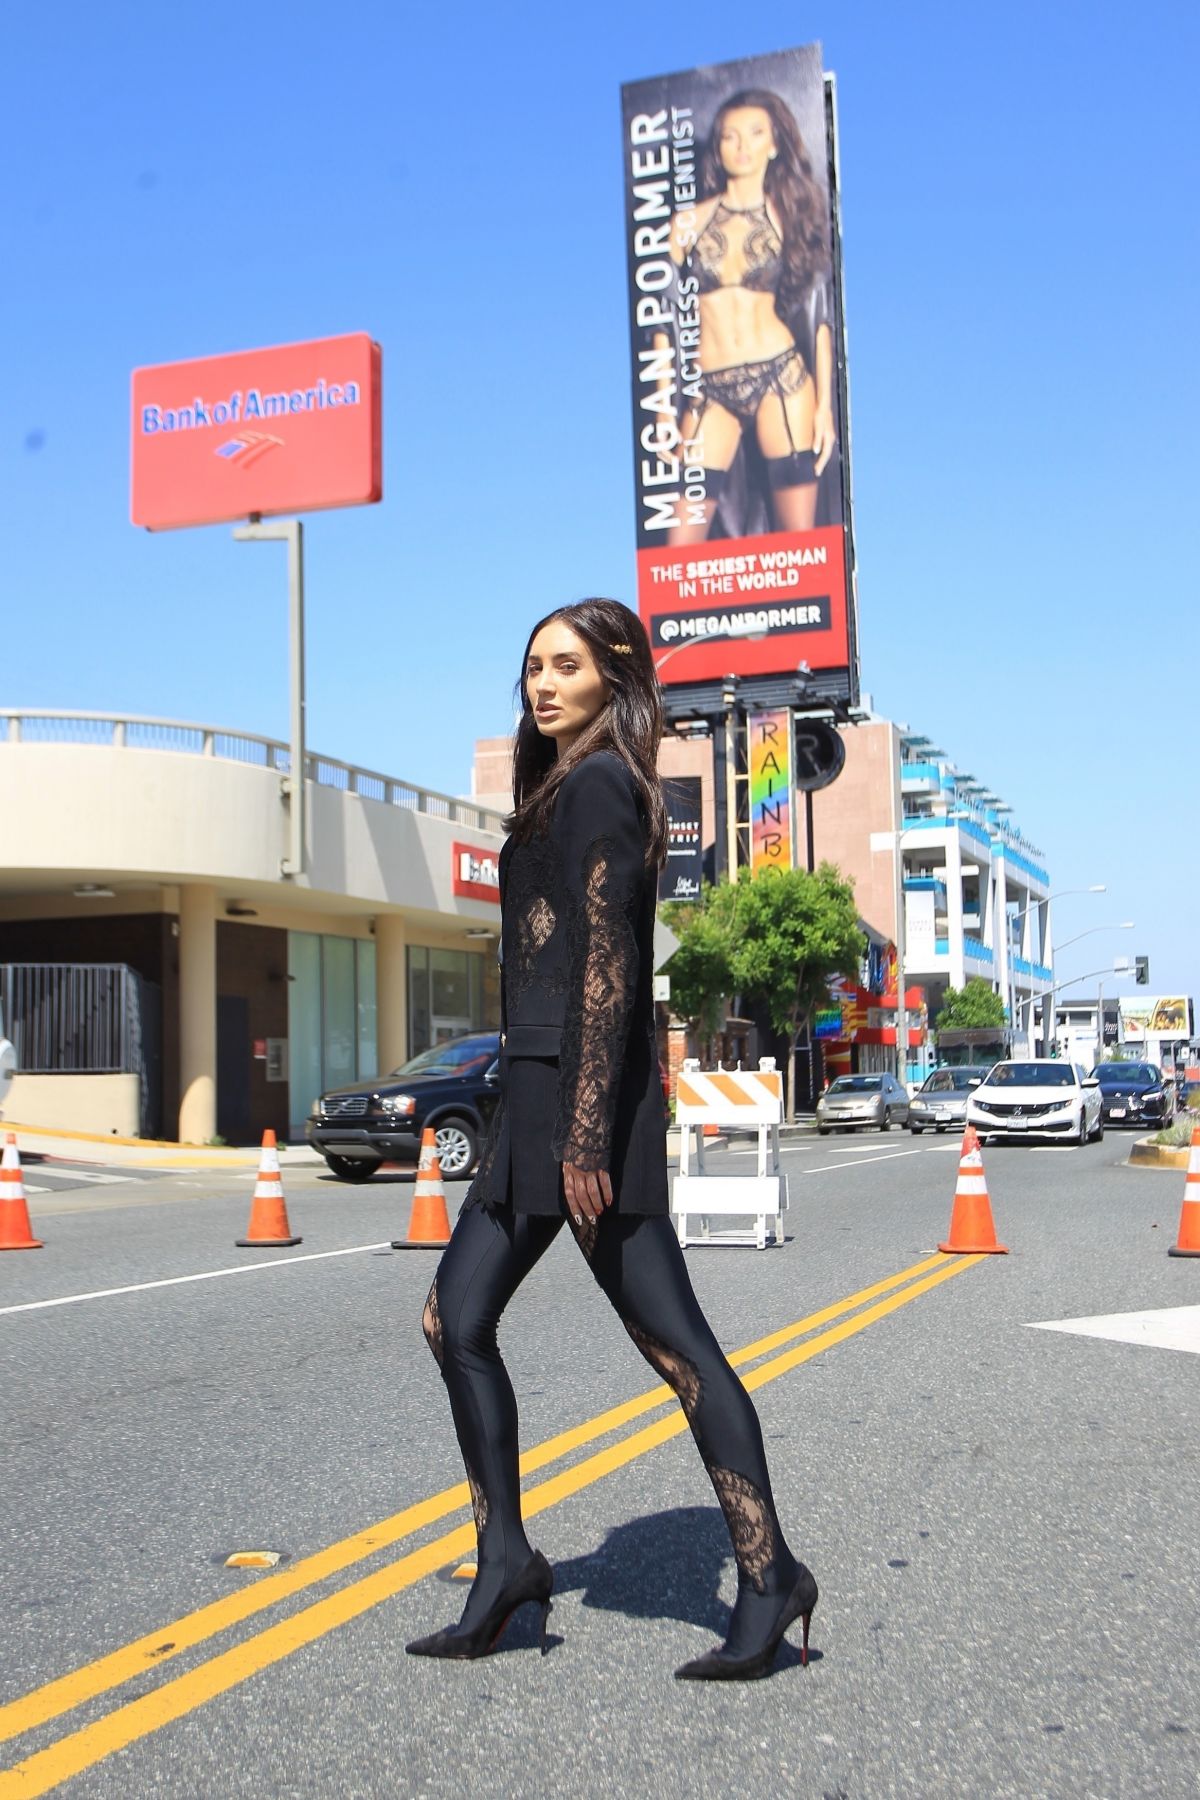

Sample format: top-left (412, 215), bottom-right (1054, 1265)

top-left (466, 751), bottom-right (669, 1216)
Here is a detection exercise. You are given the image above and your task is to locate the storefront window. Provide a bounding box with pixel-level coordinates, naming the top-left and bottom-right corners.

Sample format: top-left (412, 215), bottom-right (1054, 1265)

top-left (356, 939), bottom-right (377, 1077)
top-left (288, 933), bottom-right (323, 1136)
top-left (406, 945), bottom-right (497, 1056)
top-left (288, 932), bottom-right (379, 1134)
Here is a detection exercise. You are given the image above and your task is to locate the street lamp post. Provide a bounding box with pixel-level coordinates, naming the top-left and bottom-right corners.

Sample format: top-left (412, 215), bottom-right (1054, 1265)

top-left (1032, 925), bottom-right (1134, 1056)
top-left (1007, 883), bottom-right (1106, 1055)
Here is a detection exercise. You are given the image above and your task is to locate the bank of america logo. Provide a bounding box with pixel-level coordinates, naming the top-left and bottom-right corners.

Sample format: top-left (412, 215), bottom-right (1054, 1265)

top-left (215, 432), bottom-right (284, 469)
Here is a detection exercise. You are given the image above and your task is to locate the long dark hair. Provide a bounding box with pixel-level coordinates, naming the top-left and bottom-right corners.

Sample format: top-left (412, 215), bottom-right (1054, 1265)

top-left (701, 87), bottom-right (830, 321)
top-left (505, 599), bottom-right (667, 868)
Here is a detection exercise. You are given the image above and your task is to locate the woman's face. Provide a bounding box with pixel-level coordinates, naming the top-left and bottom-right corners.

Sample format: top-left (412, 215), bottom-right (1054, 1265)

top-left (717, 106), bottom-right (776, 180)
top-left (525, 620), bottom-right (608, 752)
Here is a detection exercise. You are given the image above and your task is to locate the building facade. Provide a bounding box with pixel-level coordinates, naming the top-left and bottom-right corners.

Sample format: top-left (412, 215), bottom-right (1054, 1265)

top-left (1, 711), bottom-right (506, 1143)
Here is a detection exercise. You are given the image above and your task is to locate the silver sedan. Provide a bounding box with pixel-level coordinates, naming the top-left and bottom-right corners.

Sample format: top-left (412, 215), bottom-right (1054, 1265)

top-left (816, 1072), bottom-right (910, 1134)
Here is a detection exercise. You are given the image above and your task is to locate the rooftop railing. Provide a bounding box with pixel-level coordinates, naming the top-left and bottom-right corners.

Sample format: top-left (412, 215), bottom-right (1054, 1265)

top-left (0, 709), bottom-right (507, 834)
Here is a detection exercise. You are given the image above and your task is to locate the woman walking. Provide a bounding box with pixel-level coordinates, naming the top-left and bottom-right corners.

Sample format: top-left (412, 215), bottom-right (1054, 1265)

top-left (406, 598), bottom-right (817, 1679)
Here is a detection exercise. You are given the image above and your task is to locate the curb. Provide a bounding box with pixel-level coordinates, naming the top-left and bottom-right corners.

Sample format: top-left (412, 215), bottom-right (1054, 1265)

top-left (1128, 1136), bottom-right (1190, 1171)
top-left (0, 1120), bottom-right (322, 1171)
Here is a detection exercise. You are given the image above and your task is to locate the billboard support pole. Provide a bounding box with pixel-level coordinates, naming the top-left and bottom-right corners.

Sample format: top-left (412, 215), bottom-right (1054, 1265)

top-left (233, 518), bottom-right (306, 880)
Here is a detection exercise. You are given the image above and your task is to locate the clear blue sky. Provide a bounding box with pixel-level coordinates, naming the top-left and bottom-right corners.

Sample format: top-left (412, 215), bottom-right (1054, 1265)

top-left (3, 1), bottom-right (1197, 1011)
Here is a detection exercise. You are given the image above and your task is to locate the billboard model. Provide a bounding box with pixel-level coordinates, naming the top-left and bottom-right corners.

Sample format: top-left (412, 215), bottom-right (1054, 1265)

top-left (621, 44), bottom-right (855, 695)
top-left (132, 333), bottom-right (382, 530)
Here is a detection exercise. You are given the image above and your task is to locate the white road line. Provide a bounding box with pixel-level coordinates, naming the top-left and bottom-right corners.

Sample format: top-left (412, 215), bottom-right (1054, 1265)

top-left (0, 1242), bottom-right (396, 1318)
top-left (801, 1150), bottom-right (924, 1174)
top-left (57, 1170), bottom-right (133, 1185)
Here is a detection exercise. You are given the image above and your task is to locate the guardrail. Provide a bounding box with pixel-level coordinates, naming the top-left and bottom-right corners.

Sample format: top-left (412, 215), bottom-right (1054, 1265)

top-left (0, 709), bottom-right (506, 834)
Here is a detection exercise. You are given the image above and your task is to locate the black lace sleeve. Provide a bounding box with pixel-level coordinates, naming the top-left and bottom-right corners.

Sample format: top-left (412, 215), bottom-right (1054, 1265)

top-left (551, 755), bottom-right (644, 1171)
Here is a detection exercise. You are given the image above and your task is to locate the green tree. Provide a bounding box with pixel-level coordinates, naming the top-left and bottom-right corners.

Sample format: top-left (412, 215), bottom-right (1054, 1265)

top-left (660, 884), bottom-right (739, 1061)
top-left (935, 977), bottom-right (1007, 1031)
top-left (729, 863), bottom-right (864, 1121)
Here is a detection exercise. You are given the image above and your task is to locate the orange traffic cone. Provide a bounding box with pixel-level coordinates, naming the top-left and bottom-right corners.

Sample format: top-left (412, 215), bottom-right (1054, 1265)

top-left (938, 1125), bottom-right (1008, 1255)
top-left (236, 1130), bottom-right (301, 1248)
top-left (0, 1134), bottom-right (43, 1251)
top-left (1168, 1126), bottom-right (1200, 1258)
top-left (392, 1127), bottom-right (452, 1250)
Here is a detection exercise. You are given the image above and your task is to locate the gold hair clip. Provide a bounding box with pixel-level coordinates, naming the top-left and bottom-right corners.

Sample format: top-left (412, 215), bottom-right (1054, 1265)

top-left (610, 642), bottom-right (633, 655)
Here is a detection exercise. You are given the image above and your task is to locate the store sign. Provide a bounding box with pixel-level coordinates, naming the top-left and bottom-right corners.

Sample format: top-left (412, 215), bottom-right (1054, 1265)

top-left (131, 332), bottom-right (383, 529)
top-left (452, 843), bottom-right (501, 905)
top-left (792, 718), bottom-right (845, 792)
top-left (749, 710), bottom-right (793, 874)
top-left (620, 43), bottom-right (857, 698)
top-left (659, 776), bottom-right (704, 902)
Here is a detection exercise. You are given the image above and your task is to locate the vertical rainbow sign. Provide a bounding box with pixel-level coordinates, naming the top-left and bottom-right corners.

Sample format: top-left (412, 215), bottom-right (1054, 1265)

top-left (749, 710), bottom-right (794, 875)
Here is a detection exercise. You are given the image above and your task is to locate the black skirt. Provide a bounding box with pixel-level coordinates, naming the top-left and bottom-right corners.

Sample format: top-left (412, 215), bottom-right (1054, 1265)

top-left (477, 1028), bottom-right (670, 1218)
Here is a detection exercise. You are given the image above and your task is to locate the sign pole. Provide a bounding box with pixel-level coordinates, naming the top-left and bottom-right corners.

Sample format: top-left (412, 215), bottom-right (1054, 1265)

top-left (233, 518), bottom-right (306, 880)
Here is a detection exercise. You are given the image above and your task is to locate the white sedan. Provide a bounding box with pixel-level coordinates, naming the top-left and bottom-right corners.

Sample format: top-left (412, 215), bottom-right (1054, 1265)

top-left (966, 1060), bottom-right (1104, 1146)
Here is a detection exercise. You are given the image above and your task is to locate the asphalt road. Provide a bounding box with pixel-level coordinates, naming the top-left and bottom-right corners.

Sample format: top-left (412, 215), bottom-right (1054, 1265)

top-left (1, 1130), bottom-right (1197, 1799)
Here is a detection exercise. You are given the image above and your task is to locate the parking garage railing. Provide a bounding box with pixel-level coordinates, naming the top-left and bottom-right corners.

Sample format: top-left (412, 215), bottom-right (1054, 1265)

top-left (0, 709), bottom-right (506, 834)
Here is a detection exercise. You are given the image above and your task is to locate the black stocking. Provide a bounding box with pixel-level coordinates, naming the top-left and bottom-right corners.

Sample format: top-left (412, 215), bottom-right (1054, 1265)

top-left (422, 1205), bottom-right (797, 1650)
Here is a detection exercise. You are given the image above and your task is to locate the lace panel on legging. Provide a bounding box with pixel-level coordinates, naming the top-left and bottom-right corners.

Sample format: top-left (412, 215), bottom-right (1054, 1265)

top-left (466, 1463), bottom-right (489, 1537)
top-left (566, 1211), bottom-right (599, 1263)
top-left (706, 1465), bottom-right (777, 1594)
top-left (422, 1279), bottom-right (444, 1368)
top-left (624, 1320), bottom-right (701, 1422)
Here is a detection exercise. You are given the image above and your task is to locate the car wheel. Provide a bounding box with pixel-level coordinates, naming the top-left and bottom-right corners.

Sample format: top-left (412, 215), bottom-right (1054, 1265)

top-left (880, 1108), bottom-right (892, 1131)
top-left (1077, 1107), bottom-right (1089, 1146)
top-left (434, 1116), bottom-right (478, 1179)
top-left (817, 1126), bottom-right (830, 1136)
top-left (324, 1154), bottom-right (381, 1183)
top-left (909, 1124), bottom-right (924, 1135)
top-left (1089, 1111), bottom-right (1104, 1143)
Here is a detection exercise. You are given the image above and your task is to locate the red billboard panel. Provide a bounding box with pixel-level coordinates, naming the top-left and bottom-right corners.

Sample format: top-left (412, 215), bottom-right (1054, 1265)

top-left (620, 46), bottom-right (858, 698)
top-left (131, 332), bottom-right (382, 530)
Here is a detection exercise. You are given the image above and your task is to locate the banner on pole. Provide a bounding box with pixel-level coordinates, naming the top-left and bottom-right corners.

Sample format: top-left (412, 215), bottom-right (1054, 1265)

top-left (659, 776), bottom-right (704, 902)
top-left (749, 709), bottom-right (793, 874)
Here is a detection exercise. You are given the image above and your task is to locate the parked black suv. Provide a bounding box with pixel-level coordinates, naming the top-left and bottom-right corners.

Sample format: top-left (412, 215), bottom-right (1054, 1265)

top-left (307, 1032), bottom-right (501, 1182)
top-left (1088, 1062), bottom-right (1173, 1129)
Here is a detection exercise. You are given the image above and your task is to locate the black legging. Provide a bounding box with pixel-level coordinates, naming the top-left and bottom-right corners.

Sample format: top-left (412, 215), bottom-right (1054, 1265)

top-left (422, 1202), bottom-right (800, 1654)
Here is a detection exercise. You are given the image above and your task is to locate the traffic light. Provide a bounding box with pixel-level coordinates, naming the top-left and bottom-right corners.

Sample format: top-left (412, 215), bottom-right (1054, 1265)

top-left (1135, 955), bottom-right (1150, 986)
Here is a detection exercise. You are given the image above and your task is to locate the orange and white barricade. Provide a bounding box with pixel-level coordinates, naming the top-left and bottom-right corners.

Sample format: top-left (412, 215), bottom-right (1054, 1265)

top-left (672, 1058), bottom-right (787, 1250)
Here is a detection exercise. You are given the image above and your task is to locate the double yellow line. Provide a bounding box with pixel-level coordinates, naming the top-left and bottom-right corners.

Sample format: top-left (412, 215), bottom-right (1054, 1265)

top-left (0, 1251), bottom-right (983, 1796)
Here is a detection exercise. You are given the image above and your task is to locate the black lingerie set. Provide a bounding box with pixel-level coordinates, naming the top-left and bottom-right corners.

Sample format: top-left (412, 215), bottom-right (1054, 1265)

top-left (414, 752), bottom-right (809, 1667)
top-left (686, 200), bottom-right (822, 493)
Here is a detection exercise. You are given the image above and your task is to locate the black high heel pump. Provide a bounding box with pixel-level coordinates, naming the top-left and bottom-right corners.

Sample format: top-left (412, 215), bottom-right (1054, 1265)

top-left (674, 1562), bottom-right (818, 1681)
top-left (405, 1550), bottom-right (555, 1661)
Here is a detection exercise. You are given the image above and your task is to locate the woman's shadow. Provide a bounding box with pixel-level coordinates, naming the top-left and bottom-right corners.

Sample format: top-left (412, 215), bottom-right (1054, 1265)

top-left (508, 1505), bottom-right (813, 1671)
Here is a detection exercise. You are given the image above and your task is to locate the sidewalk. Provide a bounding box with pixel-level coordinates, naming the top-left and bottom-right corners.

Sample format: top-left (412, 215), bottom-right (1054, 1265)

top-left (0, 1119), bottom-right (324, 1171)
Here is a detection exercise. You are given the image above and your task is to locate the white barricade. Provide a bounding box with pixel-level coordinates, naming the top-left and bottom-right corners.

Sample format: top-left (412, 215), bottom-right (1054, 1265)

top-left (672, 1057), bottom-right (787, 1250)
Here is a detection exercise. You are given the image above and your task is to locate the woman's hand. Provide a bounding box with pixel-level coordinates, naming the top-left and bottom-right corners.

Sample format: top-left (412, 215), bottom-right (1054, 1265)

top-left (812, 404), bottom-right (837, 477)
top-left (563, 1161), bottom-right (613, 1223)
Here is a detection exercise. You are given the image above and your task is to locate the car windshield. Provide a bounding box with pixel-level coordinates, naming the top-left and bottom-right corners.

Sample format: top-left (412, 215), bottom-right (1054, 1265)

top-left (391, 1038), bottom-right (496, 1078)
top-left (829, 1076), bottom-right (882, 1094)
top-left (987, 1063), bottom-right (1075, 1088)
top-left (1092, 1064), bottom-right (1156, 1089)
top-left (921, 1068), bottom-right (987, 1093)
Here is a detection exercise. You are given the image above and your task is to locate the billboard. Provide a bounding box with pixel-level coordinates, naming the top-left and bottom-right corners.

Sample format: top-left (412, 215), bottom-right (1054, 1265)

top-left (1119, 996), bottom-right (1192, 1042)
top-left (748, 709), bottom-right (793, 873)
top-left (620, 44), bottom-right (855, 694)
top-left (132, 333), bottom-right (382, 530)
top-left (659, 777), bottom-right (704, 902)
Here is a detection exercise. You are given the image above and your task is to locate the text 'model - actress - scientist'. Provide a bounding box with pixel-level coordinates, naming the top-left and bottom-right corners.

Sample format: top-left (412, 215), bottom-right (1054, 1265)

top-left (406, 598), bottom-right (817, 1680)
